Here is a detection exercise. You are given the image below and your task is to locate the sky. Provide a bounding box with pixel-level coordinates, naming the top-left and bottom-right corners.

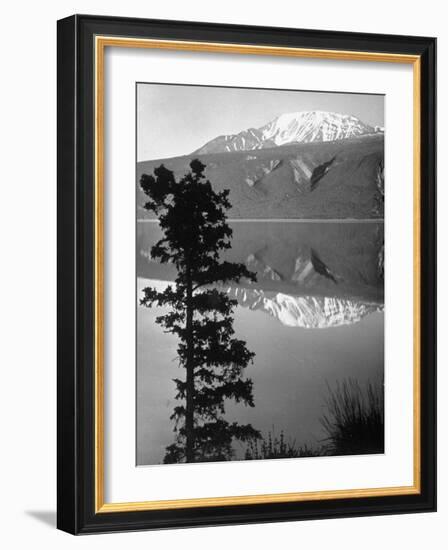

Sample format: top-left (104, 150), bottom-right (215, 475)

top-left (137, 83), bottom-right (384, 162)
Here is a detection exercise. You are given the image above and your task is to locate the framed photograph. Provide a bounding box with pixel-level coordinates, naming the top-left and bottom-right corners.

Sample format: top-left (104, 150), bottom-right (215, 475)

top-left (57, 15), bottom-right (436, 534)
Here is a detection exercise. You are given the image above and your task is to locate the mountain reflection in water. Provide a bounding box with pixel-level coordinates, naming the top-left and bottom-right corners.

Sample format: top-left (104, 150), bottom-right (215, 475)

top-left (137, 221), bottom-right (384, 329)
top-left (136, 221), bottom-right (384, 465)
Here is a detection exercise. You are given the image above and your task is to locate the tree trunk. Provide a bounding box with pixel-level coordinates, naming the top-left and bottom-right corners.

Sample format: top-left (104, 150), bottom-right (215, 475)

top-left (185, 263), bottom-right (195, 462)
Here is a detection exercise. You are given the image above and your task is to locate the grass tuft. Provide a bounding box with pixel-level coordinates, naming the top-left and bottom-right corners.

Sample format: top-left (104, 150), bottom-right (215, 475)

top-left (320, 378), bottom-right (384, 456)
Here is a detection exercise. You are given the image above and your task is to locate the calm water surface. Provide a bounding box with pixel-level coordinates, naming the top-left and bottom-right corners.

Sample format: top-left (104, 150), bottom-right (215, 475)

top-left (136, 221), bottom-right (384, 465)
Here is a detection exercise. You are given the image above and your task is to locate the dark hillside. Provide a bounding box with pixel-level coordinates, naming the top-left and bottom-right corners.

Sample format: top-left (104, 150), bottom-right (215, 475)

top-left (137, 134), bottom-right (384, 220)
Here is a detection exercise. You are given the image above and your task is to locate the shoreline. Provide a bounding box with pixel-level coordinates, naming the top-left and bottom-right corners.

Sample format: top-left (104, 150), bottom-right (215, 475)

top-left (137, 218), bottom-right (384, 223)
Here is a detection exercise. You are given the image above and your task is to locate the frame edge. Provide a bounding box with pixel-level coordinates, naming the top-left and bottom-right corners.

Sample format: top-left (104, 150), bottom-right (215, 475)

top-left (57, 14), bottom-right (437, 534)
top-left (57, 14), bottom-right (80, 535)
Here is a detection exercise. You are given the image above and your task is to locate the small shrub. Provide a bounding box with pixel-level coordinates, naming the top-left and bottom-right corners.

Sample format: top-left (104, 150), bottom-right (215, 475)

top-left (245, 430), bottom-right (320, 460)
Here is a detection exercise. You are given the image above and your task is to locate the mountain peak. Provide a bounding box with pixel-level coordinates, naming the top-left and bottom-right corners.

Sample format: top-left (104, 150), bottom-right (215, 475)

top-left (193, 111), bottom-right (382, 155)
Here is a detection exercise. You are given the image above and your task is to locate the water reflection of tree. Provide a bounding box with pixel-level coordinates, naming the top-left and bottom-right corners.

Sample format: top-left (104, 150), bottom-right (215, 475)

top-left (140, 160), bottom-right (259, 463)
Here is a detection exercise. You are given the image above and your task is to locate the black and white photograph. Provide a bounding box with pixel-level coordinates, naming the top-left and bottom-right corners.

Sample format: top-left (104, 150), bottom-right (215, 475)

top-left (0, 0), bottom-right (440, 542)
top-left (136, 83), bottom-right (385, 465)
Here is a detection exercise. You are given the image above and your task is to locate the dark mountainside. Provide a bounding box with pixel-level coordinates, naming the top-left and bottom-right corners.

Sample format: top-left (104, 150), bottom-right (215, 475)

top-left (137, 134), bottom-right (384, 219)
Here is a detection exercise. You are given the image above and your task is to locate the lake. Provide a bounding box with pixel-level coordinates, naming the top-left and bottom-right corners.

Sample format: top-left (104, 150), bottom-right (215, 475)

top-left (136, 221), bottom-right (384, 465)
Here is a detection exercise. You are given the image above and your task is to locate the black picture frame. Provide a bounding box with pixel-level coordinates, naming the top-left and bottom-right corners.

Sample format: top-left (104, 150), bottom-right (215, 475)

top-left (57, 14), bottom-right (436, 534)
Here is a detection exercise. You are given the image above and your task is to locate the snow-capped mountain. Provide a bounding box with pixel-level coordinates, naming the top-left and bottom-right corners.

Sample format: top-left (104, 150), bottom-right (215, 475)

top-left (226, 287), bottom-right (382, 329)
top-left (193, 111), bottom-right (382, 155)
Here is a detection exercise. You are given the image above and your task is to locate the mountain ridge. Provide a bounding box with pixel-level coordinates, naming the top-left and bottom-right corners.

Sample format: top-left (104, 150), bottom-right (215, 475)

top-left (193, 111), bottom-right (383, 155)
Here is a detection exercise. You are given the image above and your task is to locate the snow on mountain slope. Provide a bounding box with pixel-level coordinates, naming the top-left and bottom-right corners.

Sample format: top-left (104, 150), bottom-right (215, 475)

top-left (193, 111), bottom-right (382, 155)
top-left (260, 111), bottom-right (377, 145)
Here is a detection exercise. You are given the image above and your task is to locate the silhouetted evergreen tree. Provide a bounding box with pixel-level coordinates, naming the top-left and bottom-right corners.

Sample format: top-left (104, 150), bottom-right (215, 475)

top-left (140, 159), bottom-right (259, 463)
